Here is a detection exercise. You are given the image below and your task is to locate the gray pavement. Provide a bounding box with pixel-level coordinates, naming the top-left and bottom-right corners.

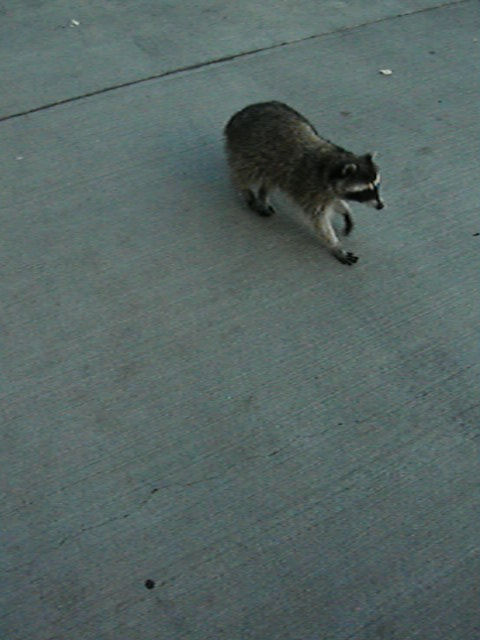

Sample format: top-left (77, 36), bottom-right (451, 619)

top-left (1, 1), bottom-right (479, 639)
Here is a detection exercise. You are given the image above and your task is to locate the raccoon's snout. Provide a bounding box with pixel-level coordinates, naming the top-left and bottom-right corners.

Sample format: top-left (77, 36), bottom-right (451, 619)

top-left (348, 183), bottom-right (384, 210)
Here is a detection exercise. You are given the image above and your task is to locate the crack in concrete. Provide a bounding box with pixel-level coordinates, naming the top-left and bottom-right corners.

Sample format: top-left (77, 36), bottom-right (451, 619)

top-left (139, 474), bottom-right (225, 506)
top-left (57, 512), bottom-right (130, 547)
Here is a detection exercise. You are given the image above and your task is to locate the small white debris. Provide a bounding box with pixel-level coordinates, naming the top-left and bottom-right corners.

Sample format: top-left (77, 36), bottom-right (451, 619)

top-left (379, 69), bottom-right (393, 75)
top-left (16, 156), bottom-right (23, 160)
top-left (70, 19), bottom-right (80, 27)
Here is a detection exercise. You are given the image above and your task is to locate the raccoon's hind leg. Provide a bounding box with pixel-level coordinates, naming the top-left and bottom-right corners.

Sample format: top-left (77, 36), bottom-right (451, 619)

top-left (240, 183), bottom-right (275, 217)
top-left (241, 188), bottom-right (258, 211)
top-left (334, 200), bottom-right (354, 236)
top-left (255, 183), bottom-right (276, 217)
top-left (229, 161), bottom-right (275, 216)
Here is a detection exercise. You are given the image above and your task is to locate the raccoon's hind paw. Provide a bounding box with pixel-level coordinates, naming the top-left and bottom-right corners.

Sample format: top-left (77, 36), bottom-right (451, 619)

top-left (256, 203), bottom-right (276, 217)
top-left (242, 190), bottom-right (276, 216)
top-left (332, 248), bottom-right (359, 265)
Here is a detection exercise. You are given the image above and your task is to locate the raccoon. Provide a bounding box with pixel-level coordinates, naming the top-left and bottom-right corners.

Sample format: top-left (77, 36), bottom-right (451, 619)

top-left (224, 101), bottom-right (384, 265)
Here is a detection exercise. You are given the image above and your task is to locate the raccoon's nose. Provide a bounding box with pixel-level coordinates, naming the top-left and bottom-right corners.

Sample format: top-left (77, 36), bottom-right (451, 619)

top-left (376, 201), bottom-right (384, 210)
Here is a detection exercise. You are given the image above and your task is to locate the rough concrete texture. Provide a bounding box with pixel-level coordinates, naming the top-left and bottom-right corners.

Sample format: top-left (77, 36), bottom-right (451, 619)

top-left (1, 2), bottom-right (479, 639)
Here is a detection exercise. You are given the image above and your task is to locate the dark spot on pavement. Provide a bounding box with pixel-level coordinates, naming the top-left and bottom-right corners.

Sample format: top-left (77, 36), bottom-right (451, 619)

top-left (145, 579), bottom-right (155, 589)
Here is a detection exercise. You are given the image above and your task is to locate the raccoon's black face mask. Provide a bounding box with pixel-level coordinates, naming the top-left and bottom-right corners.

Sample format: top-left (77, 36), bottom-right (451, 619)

top-left (345, 184), bottom-right (384, 210)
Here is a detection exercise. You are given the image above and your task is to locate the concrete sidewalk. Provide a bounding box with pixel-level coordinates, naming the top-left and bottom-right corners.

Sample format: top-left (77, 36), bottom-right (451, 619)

top-left (1, 2), bottom-right (479, 639)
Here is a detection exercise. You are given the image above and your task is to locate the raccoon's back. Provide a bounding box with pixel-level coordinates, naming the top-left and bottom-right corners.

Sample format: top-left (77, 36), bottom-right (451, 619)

top-left (224, 102), bottom-right (319, 153)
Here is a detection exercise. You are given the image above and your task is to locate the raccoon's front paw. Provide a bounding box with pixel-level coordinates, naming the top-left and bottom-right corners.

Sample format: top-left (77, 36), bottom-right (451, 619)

top-left (332, 247), bottom-right (359, 265)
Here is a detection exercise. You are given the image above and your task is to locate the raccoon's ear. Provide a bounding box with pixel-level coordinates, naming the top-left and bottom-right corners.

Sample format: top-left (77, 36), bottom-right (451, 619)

top-left (366, 152), bottom-right (378, 161)
top-left (341, 163), bottom-right (357, 177)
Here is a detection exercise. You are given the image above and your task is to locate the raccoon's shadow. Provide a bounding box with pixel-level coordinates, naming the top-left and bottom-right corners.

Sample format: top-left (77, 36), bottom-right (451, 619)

top-left (235, 189), bottom-right (352, 259)
top-left (183, 140), bottom-right (348, 262)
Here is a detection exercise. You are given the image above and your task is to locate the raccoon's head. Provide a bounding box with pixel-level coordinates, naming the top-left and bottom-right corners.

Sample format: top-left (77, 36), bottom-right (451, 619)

top-left (330, 153), bottom-right (384, 210)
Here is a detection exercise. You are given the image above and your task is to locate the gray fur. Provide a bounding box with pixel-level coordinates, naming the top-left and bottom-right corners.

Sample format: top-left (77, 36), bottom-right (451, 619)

top-left (224, 101), bottom-right (384, 265)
